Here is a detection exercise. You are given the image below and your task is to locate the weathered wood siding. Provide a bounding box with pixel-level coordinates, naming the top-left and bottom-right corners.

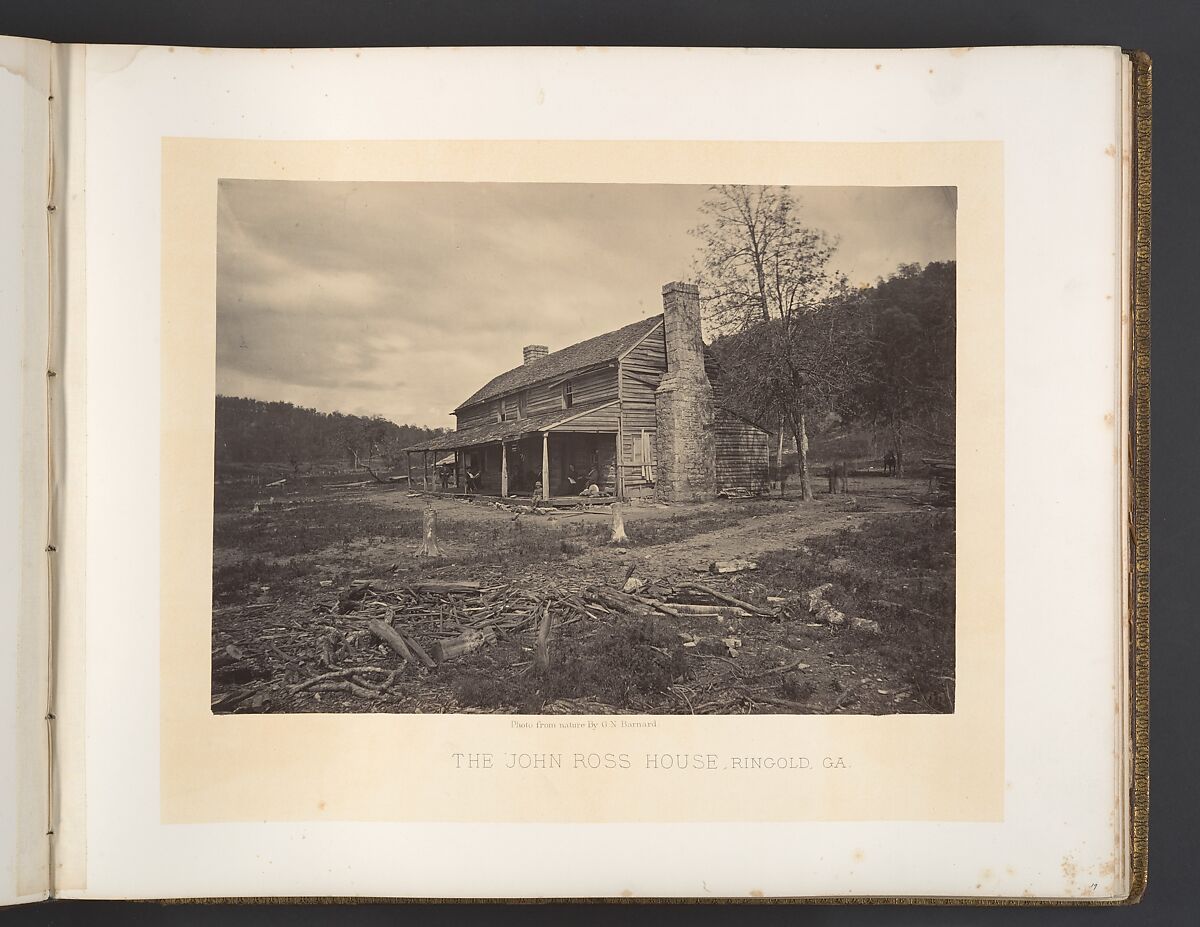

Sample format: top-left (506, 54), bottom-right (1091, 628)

top-left (618, 322), bottom-right (666, 493)
top-left (457, 399), bottom-right (499, 431)
top-left (549, 401), bottom-right (621, 433)
top-left (457, 365), bottom-right (620, 429)
top-left (714, 410), bottom-right (771, 494)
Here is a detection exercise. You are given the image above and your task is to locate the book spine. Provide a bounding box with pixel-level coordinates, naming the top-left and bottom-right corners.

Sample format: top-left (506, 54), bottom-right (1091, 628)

top-left (1126, 47), bottom-right (1151, 907)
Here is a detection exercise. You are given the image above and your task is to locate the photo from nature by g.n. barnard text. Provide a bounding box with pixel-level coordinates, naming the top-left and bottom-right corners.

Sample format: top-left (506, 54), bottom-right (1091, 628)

top-left (211, 180), bottom-right (956, 716)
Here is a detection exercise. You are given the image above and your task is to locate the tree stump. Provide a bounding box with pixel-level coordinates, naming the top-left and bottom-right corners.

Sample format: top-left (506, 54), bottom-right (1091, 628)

top-left (416, 503), bottom-right (441, 557)
top-left (610, 505), bottom-right (629, 545)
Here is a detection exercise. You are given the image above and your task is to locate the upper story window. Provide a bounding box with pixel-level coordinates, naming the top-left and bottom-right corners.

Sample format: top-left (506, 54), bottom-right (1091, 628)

top-left (497, 401), bottom-right (507, 423)
top-left (517, 390), bottom-right (528, 419)
top-left (562, 381), bottom-right (574, 409)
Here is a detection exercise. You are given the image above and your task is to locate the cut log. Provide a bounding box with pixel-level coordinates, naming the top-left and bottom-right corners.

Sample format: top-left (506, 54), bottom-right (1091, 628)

top-left (535, 602), bottom-right (553, 674)
top-left (805, 583), bottom-right (846, 626)
top-left (416, 503), bottom-right (441, 557)
top-left (708, 559), bottom-right (758, 574)
top-left (430, 627), bottom-right (498, 663)
top-left (632, 595), bottom-right (685, 619)
top-left (660, 603), bottom-right (750, 620)
top-left (683, 582), bottom-right (775, 618)
top-left (583, 586), bottom-right (658, 619)
top-left (366, 618), bottom-right (421, 666)
top-left (404, 634), bottom-right (438, 668)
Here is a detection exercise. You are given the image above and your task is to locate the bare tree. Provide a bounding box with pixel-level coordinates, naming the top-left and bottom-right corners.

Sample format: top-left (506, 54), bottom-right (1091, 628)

top-left (693, 185), bottom-right (848, 500)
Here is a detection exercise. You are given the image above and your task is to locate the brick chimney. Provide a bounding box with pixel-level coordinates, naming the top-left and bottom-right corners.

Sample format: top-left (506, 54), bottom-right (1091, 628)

top-left (654, 282), bottom-right (717, 502)
top-left (523, 344), bottom-right (549, 365)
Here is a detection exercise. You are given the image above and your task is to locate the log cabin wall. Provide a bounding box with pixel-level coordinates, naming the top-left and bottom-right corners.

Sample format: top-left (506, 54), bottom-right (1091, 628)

top-left (618, 322), bottom-right (666, 495)
top-left (714, 410), bottom-right (772, 494)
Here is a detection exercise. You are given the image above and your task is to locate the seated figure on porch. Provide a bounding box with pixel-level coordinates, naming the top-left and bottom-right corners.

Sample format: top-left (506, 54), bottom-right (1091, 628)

top-left (565, 464), bottom-right (582, 493)
top-left (579, 465), bottom-right (601, 496)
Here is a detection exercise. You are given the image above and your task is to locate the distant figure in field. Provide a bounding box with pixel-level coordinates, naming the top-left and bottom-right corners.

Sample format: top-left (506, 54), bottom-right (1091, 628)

top-left (883, 450), bottom-right (897, 476)
top-left (828, 461), bottom-right (849, 494)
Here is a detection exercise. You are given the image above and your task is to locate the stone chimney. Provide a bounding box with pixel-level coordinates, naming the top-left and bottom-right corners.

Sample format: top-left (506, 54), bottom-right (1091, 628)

top-left (523, 344), bottom-right (549, 365)
top-left (654, 282), bottom-right (717, 502)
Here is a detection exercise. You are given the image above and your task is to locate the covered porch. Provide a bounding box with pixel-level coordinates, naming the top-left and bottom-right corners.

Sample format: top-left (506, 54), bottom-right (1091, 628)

top-left (403, 400), bottom-right (625, 501)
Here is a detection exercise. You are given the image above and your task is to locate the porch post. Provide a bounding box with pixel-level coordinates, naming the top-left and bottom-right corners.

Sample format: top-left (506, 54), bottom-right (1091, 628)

top-left (422, 451), bottom-right (428, 492)
top-left (406, 451), bottom-right (412, 488)
top-left (501, 442), bottom-right (509, 498)
top-left (542, 432), bottom-right (550, 499)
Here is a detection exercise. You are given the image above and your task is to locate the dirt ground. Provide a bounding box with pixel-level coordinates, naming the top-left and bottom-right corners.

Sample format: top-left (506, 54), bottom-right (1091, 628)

top-left (211, 474), bottom-right (955, 716)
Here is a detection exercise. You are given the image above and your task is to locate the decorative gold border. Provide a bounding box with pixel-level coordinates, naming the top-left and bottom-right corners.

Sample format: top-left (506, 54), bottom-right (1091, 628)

top-left (1126, 46), bottom-right (1151, 906)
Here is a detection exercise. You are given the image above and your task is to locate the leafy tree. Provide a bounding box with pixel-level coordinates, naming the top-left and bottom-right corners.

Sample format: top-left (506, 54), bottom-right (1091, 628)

top-left (694, 185), bottom-right (851, 500)
top-left (848, 262), bottom-right (956, 473)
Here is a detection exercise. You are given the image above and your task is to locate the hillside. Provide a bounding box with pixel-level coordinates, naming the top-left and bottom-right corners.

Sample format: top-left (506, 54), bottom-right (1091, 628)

top-left (214, 396), bottom-right (447, 476)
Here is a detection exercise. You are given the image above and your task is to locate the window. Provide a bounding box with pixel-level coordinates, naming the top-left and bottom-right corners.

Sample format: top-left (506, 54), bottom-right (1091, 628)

top-left (497, 401), bottom-right (507, 423)
top-left (562, 380), bottom-right (574, 409)
top-left (517, 390), bottom-right (528, 419)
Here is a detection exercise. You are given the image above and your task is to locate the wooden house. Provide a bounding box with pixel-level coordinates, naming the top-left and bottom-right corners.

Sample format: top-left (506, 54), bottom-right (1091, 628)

top-left (403, 282), bottom-right (772, 502)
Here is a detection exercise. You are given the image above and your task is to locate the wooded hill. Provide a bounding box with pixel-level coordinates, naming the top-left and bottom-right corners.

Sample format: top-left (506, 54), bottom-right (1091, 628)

top-left (215, 396), bottom-right (447, 474)
top-left (710, 260), bottom-right (956, 472)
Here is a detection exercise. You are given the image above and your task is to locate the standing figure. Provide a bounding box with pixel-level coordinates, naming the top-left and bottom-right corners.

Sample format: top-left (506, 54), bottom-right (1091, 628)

top-left (883, 450), bottom-right (897, 476)
top-left (828, 461), bottom-right (849, 494)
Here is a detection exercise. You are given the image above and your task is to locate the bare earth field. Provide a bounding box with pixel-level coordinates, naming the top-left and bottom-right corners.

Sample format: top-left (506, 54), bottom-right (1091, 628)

top-left (211, 475), bottom-right (955, 716)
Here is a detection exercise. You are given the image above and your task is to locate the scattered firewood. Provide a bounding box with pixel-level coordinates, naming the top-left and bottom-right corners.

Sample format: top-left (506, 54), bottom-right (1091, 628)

top-left (660, 603), bottom-right (749, 621)
top-left (288, 666), bottom-right (397, 696)
top-left (430, 627), bottom-right (498, 662)
top-left (622, 575), bottom-right (647, 595)
top-left (583, 586), bottom-right (658, 619)
top-left (366, 618), bottom-right (423, 666)
top-left (633, 595), bottom-right (685, 619)
top-left (413, 580), bottom-right (482, 594)
top-left (683, 582), bottom-right (775, 618)
top-left (404, 635), bottom-right (438, 669)
top-left (708, 559), bottom-right (758, 574)
top-left (804, 583), bottom-right (881, 633)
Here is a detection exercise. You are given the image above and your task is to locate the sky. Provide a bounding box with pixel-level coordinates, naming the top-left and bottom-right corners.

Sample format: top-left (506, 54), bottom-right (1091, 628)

top-left (216, 181), bottom-right (955, 429)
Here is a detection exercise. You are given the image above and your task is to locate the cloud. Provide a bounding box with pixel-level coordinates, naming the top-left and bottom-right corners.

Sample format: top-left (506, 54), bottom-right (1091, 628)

top-left (216, 181), bottom-right (955, 427)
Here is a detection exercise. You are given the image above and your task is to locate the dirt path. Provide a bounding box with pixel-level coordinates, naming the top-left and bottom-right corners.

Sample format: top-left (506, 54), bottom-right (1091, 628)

top-left (511, 495), bottom-right (918, 590)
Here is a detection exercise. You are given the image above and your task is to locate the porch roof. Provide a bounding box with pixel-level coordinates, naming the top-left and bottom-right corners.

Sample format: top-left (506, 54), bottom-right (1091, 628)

top-left (402, 399), bottom-right (618, 453)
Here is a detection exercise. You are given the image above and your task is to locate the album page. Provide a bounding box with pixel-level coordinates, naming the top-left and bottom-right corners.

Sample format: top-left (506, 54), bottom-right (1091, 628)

top-left (53, 44), bottom-right (1133, 901)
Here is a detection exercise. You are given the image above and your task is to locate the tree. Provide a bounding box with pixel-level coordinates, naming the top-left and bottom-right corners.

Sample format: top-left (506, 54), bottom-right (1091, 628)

top-left (848, 262), bottom-right (956, 474)
top-left (694, 185), bottom-right (850, 500)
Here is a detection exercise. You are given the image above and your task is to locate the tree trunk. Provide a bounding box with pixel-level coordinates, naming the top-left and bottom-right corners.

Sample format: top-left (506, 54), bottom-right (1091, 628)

top-left (892, 421), bottom-right (905, 477)
top-left (776, 420), bottom-right (785, 496)
top-left (797, 413), bottom-right (814, 502)
top-left (416, 503), bottom-right (441, 557)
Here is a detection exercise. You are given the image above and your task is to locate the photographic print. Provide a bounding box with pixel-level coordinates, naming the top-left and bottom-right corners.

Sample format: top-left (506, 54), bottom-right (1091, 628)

top-left (210, 180), bottom-right (956, 716)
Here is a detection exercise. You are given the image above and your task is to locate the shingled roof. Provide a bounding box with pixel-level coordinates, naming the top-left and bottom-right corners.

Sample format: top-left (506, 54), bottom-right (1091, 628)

top-left (455, 314), bottom-right (664, 412)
